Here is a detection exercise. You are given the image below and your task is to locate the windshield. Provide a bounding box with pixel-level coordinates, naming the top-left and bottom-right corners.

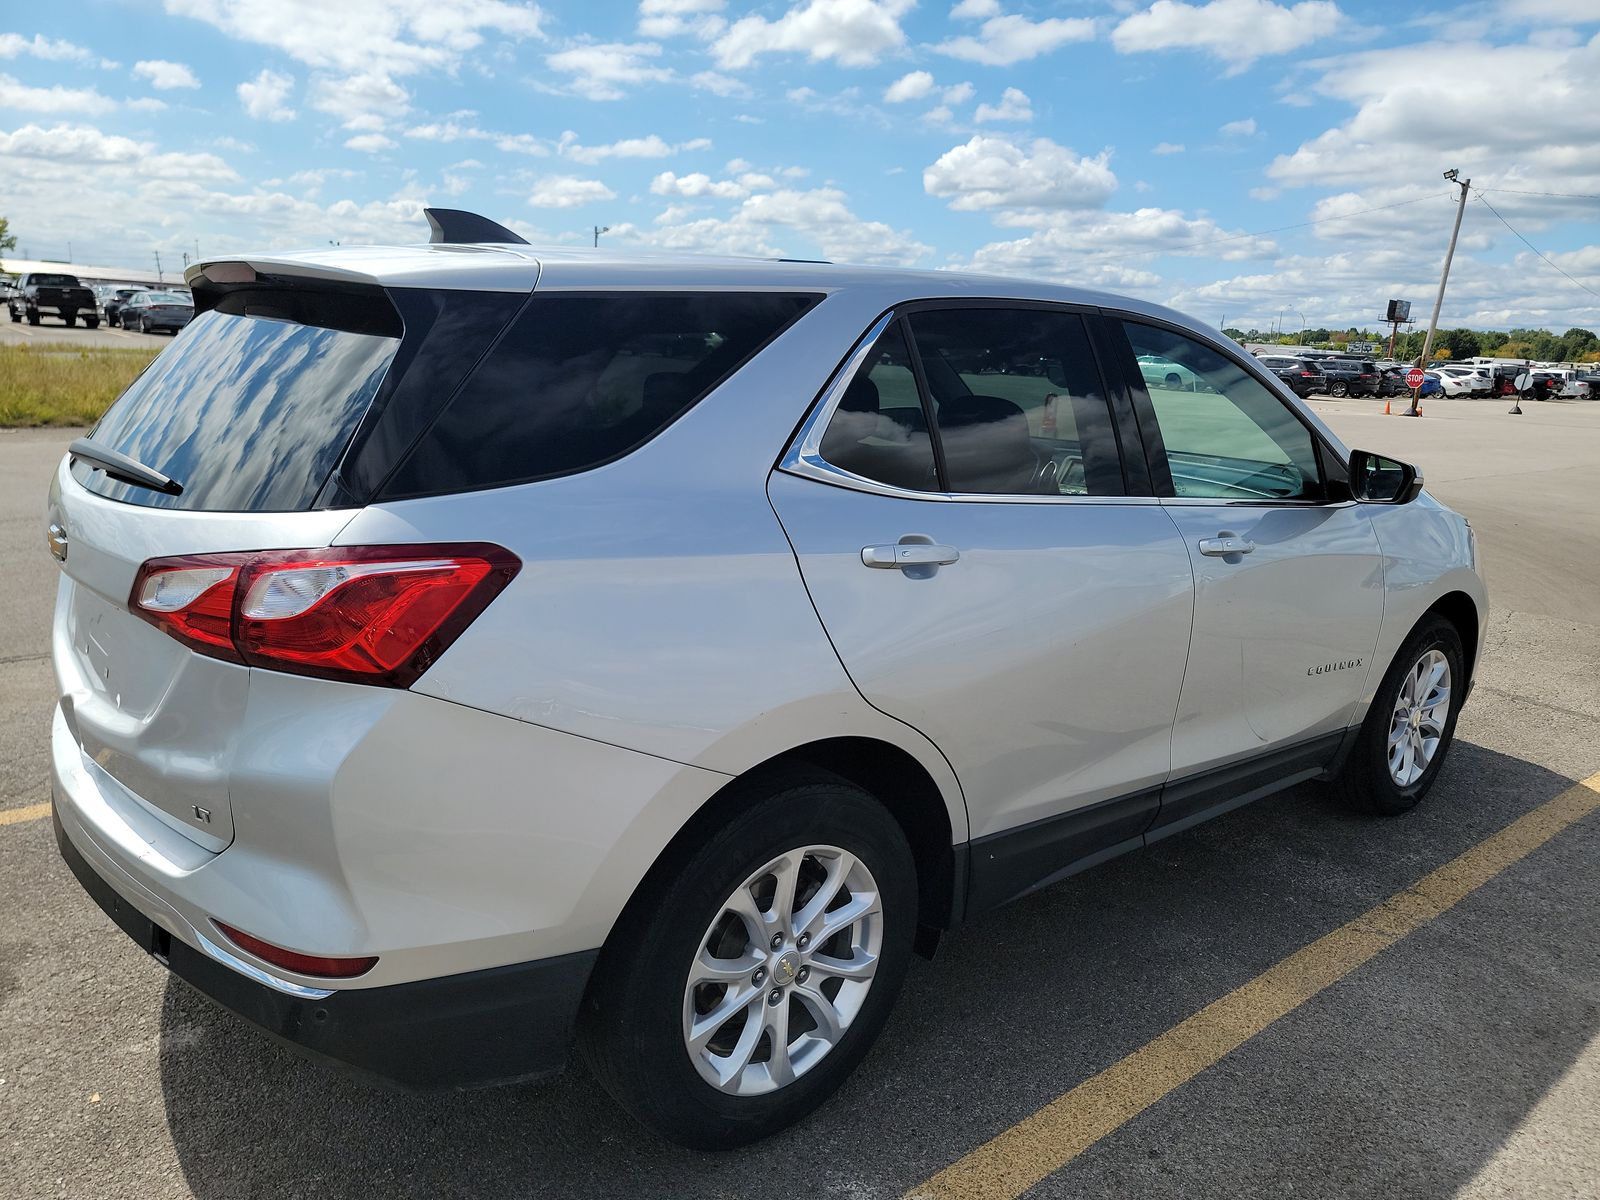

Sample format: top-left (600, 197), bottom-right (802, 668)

top-left (76, 307), bottom-right (399, 512)
top-left (31, 273), bottom-right (78, 287)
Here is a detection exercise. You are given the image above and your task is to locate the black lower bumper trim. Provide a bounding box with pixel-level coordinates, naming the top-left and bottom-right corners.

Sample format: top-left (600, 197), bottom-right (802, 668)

top-left (56, 808), bottom-right (598, 1091)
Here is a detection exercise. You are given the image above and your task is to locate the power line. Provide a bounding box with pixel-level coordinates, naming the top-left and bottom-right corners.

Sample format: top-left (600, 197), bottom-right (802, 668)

top-left (1473, 191), bottom-right (1600, 301)
top-left (1478, 187), bottom-right (1600, 201)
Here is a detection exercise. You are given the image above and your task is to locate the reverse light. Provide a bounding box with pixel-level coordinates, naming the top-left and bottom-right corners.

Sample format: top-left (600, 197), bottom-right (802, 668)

top-left (130, 543), bottom-right (520, 687)
top-left (213, 920), bottom-right (378, 979)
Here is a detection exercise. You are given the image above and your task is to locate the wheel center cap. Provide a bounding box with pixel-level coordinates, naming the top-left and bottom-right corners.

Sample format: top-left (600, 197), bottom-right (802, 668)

top-left (1410, 709), bottom-right (1423, 730)
top-left (772, 951), bottom-right (800, 987)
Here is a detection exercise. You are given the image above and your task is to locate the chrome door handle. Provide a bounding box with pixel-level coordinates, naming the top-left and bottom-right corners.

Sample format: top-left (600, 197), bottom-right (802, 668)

top-left (1198, 536), bottom-right (1255, 557)
top-left (861, 543), bottom-right (961, 569)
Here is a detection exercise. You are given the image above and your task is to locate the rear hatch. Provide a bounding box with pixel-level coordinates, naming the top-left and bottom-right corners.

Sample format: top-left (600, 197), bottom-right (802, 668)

top-left (48, 265), bottom-right (522, 850)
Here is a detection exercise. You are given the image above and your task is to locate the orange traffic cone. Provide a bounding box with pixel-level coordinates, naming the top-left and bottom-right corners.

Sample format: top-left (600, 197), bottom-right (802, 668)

top-left (1384, 397), bottom-right (1391, 415)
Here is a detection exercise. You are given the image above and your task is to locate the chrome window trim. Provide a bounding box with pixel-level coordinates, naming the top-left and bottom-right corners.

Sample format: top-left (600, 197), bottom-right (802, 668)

top-left (778, 307), bottom-right (1161, 507)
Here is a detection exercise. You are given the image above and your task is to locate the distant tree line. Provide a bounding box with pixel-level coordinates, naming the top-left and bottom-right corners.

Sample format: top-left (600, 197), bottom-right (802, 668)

top-left (1222, 323), bottom-right (1600, 364)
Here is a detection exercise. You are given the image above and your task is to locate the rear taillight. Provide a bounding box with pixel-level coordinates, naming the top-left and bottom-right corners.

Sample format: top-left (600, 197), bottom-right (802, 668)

top-left (213, 920), bottom-right (378, 978)
top-left (130, 543), bottom-right (520, 686)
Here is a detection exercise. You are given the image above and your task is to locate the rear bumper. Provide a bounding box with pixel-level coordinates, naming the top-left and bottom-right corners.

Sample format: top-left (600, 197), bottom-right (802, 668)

top-left (56, 806), bottom-right (597, 1090)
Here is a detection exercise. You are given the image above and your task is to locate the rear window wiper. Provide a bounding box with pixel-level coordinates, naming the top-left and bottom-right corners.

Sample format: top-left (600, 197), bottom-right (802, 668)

top-left (68, 438), bottom-right (184, 496)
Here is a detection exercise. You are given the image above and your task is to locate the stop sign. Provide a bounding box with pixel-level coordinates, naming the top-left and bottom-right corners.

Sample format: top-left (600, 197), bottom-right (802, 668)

top-left (1406, 367), bottom-right (1425, 389)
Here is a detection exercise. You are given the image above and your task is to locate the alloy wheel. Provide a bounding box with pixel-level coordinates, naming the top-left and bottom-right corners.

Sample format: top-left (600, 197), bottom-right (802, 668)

top-left (1388, 649), bottom-right (1451, 786)
top-left (682, 845), bottom-right (882, 1096)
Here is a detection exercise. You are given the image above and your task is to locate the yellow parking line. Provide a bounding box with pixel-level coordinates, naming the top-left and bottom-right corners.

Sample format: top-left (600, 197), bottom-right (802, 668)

top-left (906, 770), bottom-right (1600, 1200)
top-left (0, 801), bottom-right (51, 827)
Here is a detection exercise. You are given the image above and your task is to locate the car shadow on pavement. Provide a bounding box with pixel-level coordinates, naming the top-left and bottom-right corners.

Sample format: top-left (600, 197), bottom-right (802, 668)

top-left (157, 740), bottom-right (1599, 1200)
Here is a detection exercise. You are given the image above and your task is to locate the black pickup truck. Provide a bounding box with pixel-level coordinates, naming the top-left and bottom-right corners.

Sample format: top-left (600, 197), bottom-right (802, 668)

top-left (8, 272), bottom-right (99, 328)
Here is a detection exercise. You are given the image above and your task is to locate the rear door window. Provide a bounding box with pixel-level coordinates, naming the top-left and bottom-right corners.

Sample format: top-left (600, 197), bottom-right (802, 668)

top-left (380, 292), bottom-right (818, 498)
top-left (77, 295), bottom-right (401, 512)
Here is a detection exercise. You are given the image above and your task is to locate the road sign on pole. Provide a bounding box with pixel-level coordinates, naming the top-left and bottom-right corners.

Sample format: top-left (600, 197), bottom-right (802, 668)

top-left (1406, 367), bottom-right (1425, 389)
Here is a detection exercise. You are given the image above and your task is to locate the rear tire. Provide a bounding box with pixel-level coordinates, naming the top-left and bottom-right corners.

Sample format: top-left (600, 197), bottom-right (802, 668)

top-left (85, 318), bottom-right (99, 330)
top-left (1331, 615), bottom-right (1464, 816)
top-left (1330, 380), bottom-right (1349, 397)
top-left (64, 312), bottom-right (76, 327)
top-left (26, 310), bottom-right (40, 326)
top-left (579, 770), bottom-right (918, 1150)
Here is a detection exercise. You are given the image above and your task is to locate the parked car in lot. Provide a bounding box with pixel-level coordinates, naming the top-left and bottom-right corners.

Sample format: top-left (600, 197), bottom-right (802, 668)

top-left (48, 209), bottom-right (1486, 1150)
top-left (119, 290), bottom-right (194, 334)
top-left (1419, 372), bottom-right (1444, 398)
top-left (1375, 366), bottom-right (1412, 397)
top-left (1430, 369), bottom-right (1478, 398)
top-left (1433, 366), bottom-right (1492, 397)
top-left (9, 271), bottom-right (98, 327)
top-left (102, 287), bottom-right (145, 328)
top-left (1255, 354), bottom-right (1325, 398)
top-left (1314, 357), bottom-right (1379, 397)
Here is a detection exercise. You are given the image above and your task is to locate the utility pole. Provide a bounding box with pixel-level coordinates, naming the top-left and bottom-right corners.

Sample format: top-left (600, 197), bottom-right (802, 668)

top-left (1412, 170), bottom-right (1471, 415)
top-left (592, 224), bottom-right (610, 248)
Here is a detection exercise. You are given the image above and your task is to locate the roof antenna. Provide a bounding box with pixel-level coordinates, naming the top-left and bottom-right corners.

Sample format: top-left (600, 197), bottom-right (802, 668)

top-left (424, 207), bottom-right (530, 246)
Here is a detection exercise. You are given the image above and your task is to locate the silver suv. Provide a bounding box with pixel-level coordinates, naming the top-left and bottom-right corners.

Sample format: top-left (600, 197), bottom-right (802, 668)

top-left (48, 209), bottom-right (1485, 1149)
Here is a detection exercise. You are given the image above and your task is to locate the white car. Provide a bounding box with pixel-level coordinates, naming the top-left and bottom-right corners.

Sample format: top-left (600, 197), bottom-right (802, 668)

top-left (48, 208), bottom-right (1487, 1149)
top-left (1433, 366), bottom-right (1491, 397)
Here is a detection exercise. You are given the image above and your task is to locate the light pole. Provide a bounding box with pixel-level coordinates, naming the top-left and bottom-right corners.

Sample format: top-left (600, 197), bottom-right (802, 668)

top-left (1412, 169), bottom-right (1471, 416)
top-left (593, 224), bottom-right (610, 248)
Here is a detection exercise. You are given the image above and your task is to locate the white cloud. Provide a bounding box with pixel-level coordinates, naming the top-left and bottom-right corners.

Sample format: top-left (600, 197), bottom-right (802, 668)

top-left (713, 0), bottom-right (914, 69)
top-left (651, 170), bottom-right (748, 198)
top-left (559, 132), bottom-right (708, 163)
top-left (0, 33), bottom-right (103, 65)
top-left (975, 87), bottom-right (1032, 123)
top-left (942, 81), bottom-right (975, 105)
top-left (626, 184), bottom-right (930, 265)
top-left (344, 132), bottom-right (396, 153)
top-left (934, 13), bottom-right (1095, 66)
top-left (237, 68), bottom-right (296, 121)
top-left (0, 122), bottom-right (149, 163)
top-left (1153, 141), bottom-right (1185, 154)
top-left (528, 175), bottom-right (616, 207)
top-left (546, 42), bottom-right (673, 100)
top-left (884, 70), bottom-right (935, 103)
top-left (133, 59), bottom-right (201, 89)
top-left (924, 135), bottom-right (1118, 212)
top-left (1220, 117), bottom-right (1257, 136)
top-left (310, 71), bottom-right (410, 129)
top-left (127, 97), bottom-right (168, 112)
top-left (162, 0), bottom-right (546, 77)
top-left (690, 70), bottom-right (749, 96)
top-left (0, 74), bottom-right (115, 115)
top-left (950, 0), bottom-right (1001, 16)
top-left (638, 0), bottom-right (726, 39)
top-left (1112, 0), bottom-right (1343, 72)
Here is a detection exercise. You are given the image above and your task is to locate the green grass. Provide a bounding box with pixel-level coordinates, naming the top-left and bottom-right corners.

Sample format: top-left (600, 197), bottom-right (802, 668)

top-left (0, 343), bottom-right (159, 426)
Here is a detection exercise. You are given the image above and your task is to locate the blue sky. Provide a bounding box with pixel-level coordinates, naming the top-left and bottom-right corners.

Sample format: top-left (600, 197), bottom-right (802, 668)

top-left (2, 0), bottom-right (1598, 330)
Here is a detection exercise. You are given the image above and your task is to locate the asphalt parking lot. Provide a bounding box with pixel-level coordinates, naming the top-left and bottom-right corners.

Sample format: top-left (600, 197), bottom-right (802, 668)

top-left (2, 396), bottom-right (1598, 1199)
top-left (0, 315), bottom-right (176, 350)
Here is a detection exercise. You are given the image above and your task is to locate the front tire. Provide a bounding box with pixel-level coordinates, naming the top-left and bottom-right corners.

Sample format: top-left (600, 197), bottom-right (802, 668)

top-left (580, 770), bottom-right (918, 1150)
top-left (1332, 615), bottom-right (1464, 816)
top-left (1330, 380), bottom-right (1349, 397)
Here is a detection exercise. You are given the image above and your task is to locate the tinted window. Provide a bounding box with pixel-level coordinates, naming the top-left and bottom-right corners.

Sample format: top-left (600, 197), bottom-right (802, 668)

top-left (909, 308), bottom-right (1123, 496)
top-left (31, 274), bottom-right (77, 286)
top-left (818, 322), bottom-right (937, 491)
top-left (382, 292), bottom-right (817, 498)
top-left (78, 306), bottom-right (399, 511)
top-left (1124, 321), bottom-right (1321, 501)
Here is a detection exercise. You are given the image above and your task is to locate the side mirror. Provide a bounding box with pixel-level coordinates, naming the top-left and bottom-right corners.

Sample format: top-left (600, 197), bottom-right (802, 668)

top-left (1350, 449), bottom-right (1424, 504)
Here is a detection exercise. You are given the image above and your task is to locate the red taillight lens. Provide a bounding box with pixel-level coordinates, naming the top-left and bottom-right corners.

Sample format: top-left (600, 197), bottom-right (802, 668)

top-left (130, 543), bottom-right (520, 687)
top-left (213, 920), bottom-right (378, 979)
top-left (131, 559), bottom-right (243, 661)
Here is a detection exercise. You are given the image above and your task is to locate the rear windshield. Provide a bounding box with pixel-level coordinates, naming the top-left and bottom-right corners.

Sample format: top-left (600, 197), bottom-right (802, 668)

top-left (31, 274), bottom-right (78, 287)
top-left (379, 291), bottom-right (818, 499)
top-left (76, 306), bottom-right (399, 511)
